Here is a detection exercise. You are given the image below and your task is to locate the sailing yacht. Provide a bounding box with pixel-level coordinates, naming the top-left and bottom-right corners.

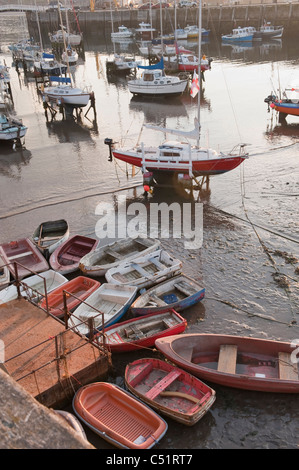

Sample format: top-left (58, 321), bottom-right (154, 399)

top-left (41, 5), bottom-right (91, 108)
top-left (109, 0), bottom-right (248, 179)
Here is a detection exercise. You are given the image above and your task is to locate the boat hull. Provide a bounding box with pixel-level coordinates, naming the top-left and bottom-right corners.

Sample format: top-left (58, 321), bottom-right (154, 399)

top-left (155, 334), bottom-right (299, 393)
top-left (0, 269), bottom-right (68, 305)
top-left (0, 238), bottom-right (49, 279)
top-left (79, 237), bottom-right (160, 277)
top-left (32, 219), bottom-right (69, 256)
top-left (125, 358), bottom-right (216, 426)
top-left (113, 151), bottom-right (246, 176)
top-left (69, 283), bottom-right (138, 336)
top-left (104, 310), bottom-right (187, 352)
top-left (130, 274), bottom-right (205, 315)
top-left (72, 382), bottom-right (168, 449)
top-left (271, 100), bottom-right (299, 117)
top-left (49, 235), bottom-right (99, 275)
top-left (40, 276), bottom-right (101, 318)
top-left (128, 80), bottom-right (188, 96)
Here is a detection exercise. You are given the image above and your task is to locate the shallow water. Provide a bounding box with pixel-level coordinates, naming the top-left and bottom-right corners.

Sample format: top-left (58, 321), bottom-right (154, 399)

top-left (0, 13), bottom-right (298, 450)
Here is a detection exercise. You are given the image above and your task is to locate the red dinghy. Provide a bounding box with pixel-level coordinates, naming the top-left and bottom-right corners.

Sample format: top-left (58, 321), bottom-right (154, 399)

top-left (155, 334), bottom-right (299, 393)
top-left (103, 309), bottom-right (187, 353)
top-left (49, 234), bottom-right (99, 275)
top-left (125, 358), bottom-right (216, 426)
top-left (0, 238), bottom-right (49, 279)
top-left (40, 276), bottom-right (101, 318)
top-left (72, 382), bottom-right (168, 449)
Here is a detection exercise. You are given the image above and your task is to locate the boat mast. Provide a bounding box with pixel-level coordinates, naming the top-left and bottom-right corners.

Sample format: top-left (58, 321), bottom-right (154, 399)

top-left (58, 1), bottom-right (73, 84)
top-left (197, 0), bottom-right (202, 143)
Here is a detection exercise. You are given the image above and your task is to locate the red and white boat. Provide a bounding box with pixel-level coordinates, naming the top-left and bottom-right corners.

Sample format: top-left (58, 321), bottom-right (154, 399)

top-left (125, 357), bottom-right (216, 426)
top-left (107, 1), bottom-right (248, 180)
top-left (111, 138), bottom-right (248, 177)
top-left (169, 52), bottom-right (211, 72)
top-left (103, 309), bottom-right (187, 353)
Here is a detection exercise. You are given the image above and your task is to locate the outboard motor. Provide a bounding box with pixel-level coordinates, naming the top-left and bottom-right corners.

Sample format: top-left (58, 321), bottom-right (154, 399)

top-left (264, 93), bottom-right (276, 112)
top-left (104, 138), bottom-right (115, 162)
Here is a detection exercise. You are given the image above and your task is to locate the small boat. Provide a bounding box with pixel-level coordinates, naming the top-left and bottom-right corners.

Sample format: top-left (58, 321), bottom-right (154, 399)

top-left (111, 25), bottom-right (134, 39)
top-left (61, 46), bottom-right (79, 66)
top-left (32, 219), bottom-right (69, 257)
top-left (265, 84), bottom-right (299, 119)
top-left (42, 77), bottom-right (91, 108)
top-left (49, 30), bottom-right (82, 46)
top-left (49, 234), bottom-right (99, 275)
top-left (0, 238), bottom-right (49, 280)
top-left (39, 276), bottom-right (101, 318)
top-left (0, 113), bottom-right (27, 143)
top-left (105, 250), bottom-right (182, 290)
top-left (106, 54), bottom-right (142, 74)
top-left (0, 255), bottom-right (10, 290)
top-left (259, 22), bottom-right (284, 39)
top-left (155, 334), bottom-right (299, 393)
top-left (169, 52), bottom-right (211, 72)
top-left (130, 274), bottom-right (205, 315)
top-left (128, 57), bottom-right (188, 97)
top-left (34, 53), bottom-right (67, 76)
top-left (222, 27), bottom-right (254, 42)
top-left (184, 25), bottom-right (210, 39)
top-left (72, 382), bottom-right (168, 449)
top-left (69, 283), bottom-right (137, 336)
top-left (135, 22), bottom-right (156, 39)
top-left (0, 269), bottom-right (68, 305)
top-left (79, 237), bottom-right (160, 277)
top-left (103, 309), bottom-right (187, 353)
top-left (125, 358), bottom-right (216, 426)
top-left (53, 410), bottom-right (88, 442)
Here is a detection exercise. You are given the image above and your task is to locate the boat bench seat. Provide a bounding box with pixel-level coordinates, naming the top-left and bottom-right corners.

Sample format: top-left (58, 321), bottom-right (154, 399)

top-left (174, 282), bottom-right (196, 297)
top-left (278, 352), bottom-right (298, 381)
top-left (217, 344), bottom-right (238, 374)
top-left (145, 370), bottom-right (181, 400)
top-left (105, 249), bottom-right (124, 260)
top-left (8, 251), bottom-right (33, 261)
top-left (149, 293), bottom-right (167, 307)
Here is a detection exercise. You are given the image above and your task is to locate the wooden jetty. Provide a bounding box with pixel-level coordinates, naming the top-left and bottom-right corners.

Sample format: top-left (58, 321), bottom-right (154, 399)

top-left (0, 298), bottom-right (111, 409)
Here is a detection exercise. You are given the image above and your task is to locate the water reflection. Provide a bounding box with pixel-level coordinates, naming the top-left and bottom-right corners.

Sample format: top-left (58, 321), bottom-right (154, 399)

top-left (45, 119), bottom-right (98, 144)
top-left (0, 147), bottom-right (32, 180)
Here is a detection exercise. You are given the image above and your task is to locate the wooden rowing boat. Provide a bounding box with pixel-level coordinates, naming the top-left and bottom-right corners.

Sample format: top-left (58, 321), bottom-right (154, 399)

top-left (69, 283), bottom-right (137, 336)
top-left (125, 357), bottom-right (216, 426)
top-left (32, 219), bottom-right (69, 257)
top-left (49, 234), bottom-right (99, 275)
top-left (0, 269), bottom-right (68, 305)
top-left (79, 237), bottom-right (160, 277)
top-left (130, 274), bottom-right (205, 315)
top-left (0, 238), bottom-right (49, 279)
top-left (103, 310), bottom-right (187, 353)
top-left (72, 382), bottom-right (168, 449)
top-left (39, 276), bottom-right (101, 318)
top-left (105, 250), bottom-right (182, 289)
top-left (155, 333), bottom-right (299, 393)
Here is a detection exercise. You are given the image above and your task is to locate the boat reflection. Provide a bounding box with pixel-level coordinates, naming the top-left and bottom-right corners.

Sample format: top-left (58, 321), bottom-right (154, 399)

top-left (265, 120), bottom-right (299, 141)
top-left (129, 95), bottom-right (188, 122)
top-left (0, 147), bottom-right (32, 180)
top-left (46, 119), bottom-right (98, 144)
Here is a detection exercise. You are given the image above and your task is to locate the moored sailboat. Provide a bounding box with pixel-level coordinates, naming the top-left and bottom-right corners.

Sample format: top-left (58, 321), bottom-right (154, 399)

top-left (106, 0), bottom-right (248, 181)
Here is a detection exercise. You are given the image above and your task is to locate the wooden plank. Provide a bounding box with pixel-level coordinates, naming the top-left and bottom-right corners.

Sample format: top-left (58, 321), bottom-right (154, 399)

top-left (149, 293), bottom-right (167, 307)
top-left (174, 282), bottom-right (196, 297)
top-left (7, 251), bottom-right (33, 261)
top-left (278, 352), bottom-right (298, 381)
top-left (217, 345), bottom-right (238, 374)
top-left (145, 370), bottom-right (181, 400)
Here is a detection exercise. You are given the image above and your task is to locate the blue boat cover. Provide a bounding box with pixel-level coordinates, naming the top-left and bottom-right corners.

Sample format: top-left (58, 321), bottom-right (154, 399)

top-left (43, 53), bottom-right (55, 59)
top-left (138, 57), bottom-right (164, 70)
top-left (49, 76), bottom-right (72, 83)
